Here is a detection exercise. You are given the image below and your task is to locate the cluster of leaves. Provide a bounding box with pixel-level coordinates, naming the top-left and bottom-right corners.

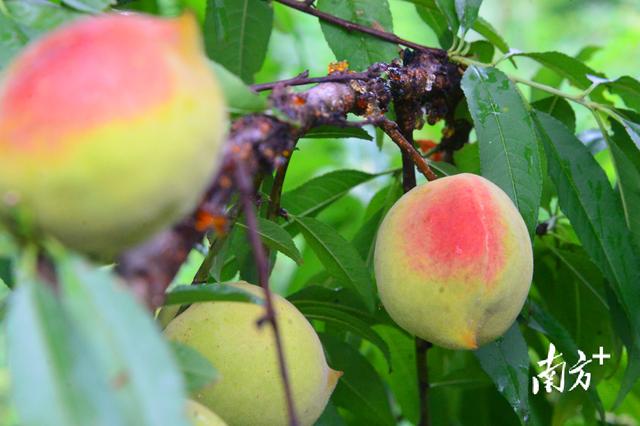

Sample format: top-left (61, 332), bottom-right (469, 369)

top-left (1, 0), bottom-right (640, 426)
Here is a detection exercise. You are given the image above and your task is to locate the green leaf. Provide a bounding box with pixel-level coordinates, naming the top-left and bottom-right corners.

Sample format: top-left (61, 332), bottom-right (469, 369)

top-left (523, 301), bottom-right (605, 420)
top-left (607, 76), bottom-right (640, 113)
top-left (0, 0), bottom-right (82, 68)
top-left (618, 114), bottom-right (640, 150)
top-left (413, 0), bottom-right (453, 48)
top-left (62, 0), bottom-right (114, 13)
top-left (170, 342), bottom-right (218, 393)
top-left (164, 283), bottom-right (262, 305)
top-left (531, 96), bottom-right (576, 133)
top-left (461, 66), bottom-right (543, 235)
top-left (317, 0), bottom-right (397, 71)
top-left (455, 0), bottom-right (482, 34)
top-left (434, 0), bottom-right (459, 34)
top-left (608, 119), bottom-right (640, 248)
top-left (474, 323), bottom-right (530, 423)
top-left (516, 51), bottom-right (607, 101)
top-left (373, 325), bottom-right (420, 424)
top-left (204, 0), bottom-right (273, 84)
top-left (468, 40), bottom-right (495, 63)
top-left (57, 255), bottom-right (189, 426)
top-left (472, 17), bottom-right (509, 53)
top-left (281, 169), bottom-right (379, 217)
top-left (321, 334), bottom-right (395, 426)
top-left (453, 141), bottom-right (481, 174)
top-left (236, 217), bottom-right (303, 265)
top-left (209, 61), bottom-right (267, 113)
top-left (293, 216), bottom-right (375, 311)
top-left (7, 280), bottom-right (123, 426)
top-left (289, 286), bottom-right (390, 364)
top-left (295, 304), bottom-right (390, 365)
top-left (304, 125), bottom-right (373, 141)
top-left (536, 112), bottom-right (640, 402)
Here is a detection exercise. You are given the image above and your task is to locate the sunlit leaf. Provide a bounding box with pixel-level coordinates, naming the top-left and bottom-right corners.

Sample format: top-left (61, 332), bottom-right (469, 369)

top-left (461, 65), bottom-right (543, 236)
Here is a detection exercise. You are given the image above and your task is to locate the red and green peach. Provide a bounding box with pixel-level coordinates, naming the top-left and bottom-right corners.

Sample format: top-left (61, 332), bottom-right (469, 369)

top-left (374, 173), bottom-right (533, 349)
top-left (0, 14), bottom-right (227, 257)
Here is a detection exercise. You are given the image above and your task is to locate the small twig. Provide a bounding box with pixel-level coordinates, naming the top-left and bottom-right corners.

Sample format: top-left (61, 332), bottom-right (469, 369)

top-left (416, 338), bottom-right (433, 426)
top-left (235, 162), bottom-right (299, 426)
top-left (274, 0), bottom-right (444, 57)
top-left (251, 70), bottom-right (373, 92)
top-left (380, 119), bottom-right (438, 181)
top-left (267, 153), bottom-right (293, 220)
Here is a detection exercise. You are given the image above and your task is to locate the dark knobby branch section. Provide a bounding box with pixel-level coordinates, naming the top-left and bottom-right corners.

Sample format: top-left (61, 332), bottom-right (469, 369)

top-left (116, 49), bottom-right (463, 308)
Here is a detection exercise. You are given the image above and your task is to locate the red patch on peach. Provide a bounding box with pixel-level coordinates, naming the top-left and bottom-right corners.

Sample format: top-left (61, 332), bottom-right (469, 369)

top-left (402, 176), bottom-right (506, 285)
top-left (0, 16), bottom-right (179, 150)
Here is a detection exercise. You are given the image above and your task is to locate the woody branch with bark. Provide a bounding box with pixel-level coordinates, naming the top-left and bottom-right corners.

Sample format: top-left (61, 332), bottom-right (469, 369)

top-left (116, 5), bottom-right (466, 426)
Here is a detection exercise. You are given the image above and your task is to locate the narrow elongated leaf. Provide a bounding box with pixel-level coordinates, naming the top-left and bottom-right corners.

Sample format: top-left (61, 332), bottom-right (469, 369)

top-left (295, 304), bottom-right (390, 365)
top-left (321, 334), bottom-right (395, 426)
top-left (608, 76), bottom-right (640, 112)
top-left (304, 125), bottom-right (373, 141)
top-left (434, 0), bottom-right (459, 34)
top-left (209, 61), bottom-right (267, 114)
top-left (317, 0), bottom-right (397, 70)
top-left (516, 51), bottom-right (607, 101)
top-left (204, 0), bottom-right (273, 83)
top-left (461, 66), bottom-right (542, 235)
top-left (0, 0), bottom-right (82, 68)
top-left (373, 325), bottom-right (420, 425)
top-left (414, 0), bottom-right (453, 48)
top-left (7, 281), bottom-right (123, 426)
top-left (608, 120), bottom-right (640, 247)
top-left (170, 342), bottom-right (218, 393)
top-left (536, 112), bottom-right (640, 402)
top-left (164, 283), bottom-right (262, 305)
top-left (529, 46), bottom-right (600, 101)
top-left (620, 116), bottom-right (640, 149)
top-left (293, 216), bottom-right (375, 311)
top-left (474, 323), bottom-right (530, 423)
top-left (236, 217), bottom-right (303, 264)
top-left (58, 256), bottom-right (189, 426)
top-left (455, 0), bottom-right (482, 34)
top-left (472, 17), bottom-right (509, 53)
top-left (531, 96), bottom-right (576, 133)
top-left (281, 170), bottom-right (378, 217)
top-left (523, 301), bottom-right (605, 421)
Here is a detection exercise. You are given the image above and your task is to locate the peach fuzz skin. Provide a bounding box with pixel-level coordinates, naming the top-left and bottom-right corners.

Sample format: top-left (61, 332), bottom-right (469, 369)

top-left (374, 173), bottom-right (533, 349)
top-left (0, 14), bottom-right (227, 258)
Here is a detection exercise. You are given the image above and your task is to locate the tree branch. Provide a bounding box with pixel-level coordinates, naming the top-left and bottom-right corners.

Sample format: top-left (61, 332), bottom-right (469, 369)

top-left (116, 50), bottom-right (462, 310)
top-left (416, 338), bottom-right (433, 426)
top-left (274, 0), bottom-right (444, 57)
top-left (380, 119), bottom-right (437, 182)
top-left (251, 70), bottom-right (373, 92)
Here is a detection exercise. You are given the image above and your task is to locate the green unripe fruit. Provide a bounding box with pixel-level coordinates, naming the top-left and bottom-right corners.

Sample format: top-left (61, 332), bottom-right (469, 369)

top-left (374, 174), bottom-right (533, 349)
top-left (164, 282), bottom-right (340, 426)
top-left (0, 14), bottom-right (227, 258)
top-left (186, 400), bottom-right (228, 426)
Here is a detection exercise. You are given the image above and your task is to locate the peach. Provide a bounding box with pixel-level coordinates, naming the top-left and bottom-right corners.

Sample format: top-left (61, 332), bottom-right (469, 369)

top-left (164, 282), bottom-right (341, 426)
top-left (0, 14), bottom-right (227, 258)
top-left (374, 173), bottom-right (533, 349)
top-left (186, 400), bottom-right (228, 426)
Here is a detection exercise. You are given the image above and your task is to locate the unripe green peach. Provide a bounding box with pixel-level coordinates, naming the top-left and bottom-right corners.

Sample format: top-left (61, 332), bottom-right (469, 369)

top-left (374, 173), bottom-right (533, 349)
top-left (186, 400), bottom-right (228, 426)
top-left (164, 282), bottom-right (340, 426)
top-left (0, 14), bottom-right (227, 258)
